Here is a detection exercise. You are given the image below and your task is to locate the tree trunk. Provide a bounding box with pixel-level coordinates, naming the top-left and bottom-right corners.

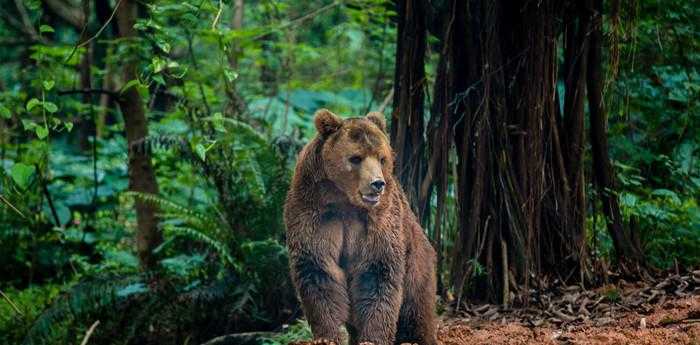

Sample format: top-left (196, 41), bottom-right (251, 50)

top-left (391, 0), bottom-right (427, 213)
top-left (115, 0), bottom-right (162, 271)
top-left (391, 0), bottom-right (638, 304)
top-left (225, 0), bottom-right (246, 117)
top-left (444, 0), bottom-right (587, 303)
top-left (586, 0), bottom-right (644, 269)
top-left (428, 0), bottom-right (467, 295)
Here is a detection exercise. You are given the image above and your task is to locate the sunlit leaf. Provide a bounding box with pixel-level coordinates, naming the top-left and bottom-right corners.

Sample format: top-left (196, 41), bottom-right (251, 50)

top-left (120, 79), bottom-right (142, 94)
top-left (43, 80), bottom-right (55, 91)
top-left (39, 25), bottom-right (54, 33)
top-left (195, 143), bottom-right (206, 161)
top-left (26, 98), bottom-right (41, 111)
top-left (10, 163), bottom-right (35, 189)
top-left (0, 104), bottom-right (11, 118)
top-left (43, 102), bottom-right (58, 113)
top-left (35, 126), bottom-right (49, 139)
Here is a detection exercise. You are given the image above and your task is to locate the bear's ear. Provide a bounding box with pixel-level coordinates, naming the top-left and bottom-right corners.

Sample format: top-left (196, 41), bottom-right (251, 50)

top-left (314, 109), bottom-right (342, 137)
top-left (366, 111), bottom-right (387, 133)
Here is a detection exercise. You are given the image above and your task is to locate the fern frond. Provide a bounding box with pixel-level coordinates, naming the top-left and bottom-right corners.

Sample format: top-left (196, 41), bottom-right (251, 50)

top-left (124, 191), bottom-right (219, 228)
top-left (200, 116), bottom-right (268, 146)
top-left (164, 225), bottom-right (236, 268)
top-left (23, 275), bottom-right (146, 345)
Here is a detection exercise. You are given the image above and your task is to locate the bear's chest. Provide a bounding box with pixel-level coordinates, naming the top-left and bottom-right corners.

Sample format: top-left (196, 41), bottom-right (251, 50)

top-left (321, 205), bottom-right (368, 270)
top-left (338, 214), bottom-right (365, 269)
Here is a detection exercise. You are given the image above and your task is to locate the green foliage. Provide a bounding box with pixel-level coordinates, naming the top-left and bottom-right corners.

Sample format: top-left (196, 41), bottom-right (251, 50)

top-left (16, 273), bottom-right (270, 345)
top-left (0, 284), bottom-right (62, 345)
top-left (602, 285), bottom-right (622, 303)
top-left (0, 0), bottom-right (698, 343)
top-left (593, 0), bottom-right (700, 268)
top-left (262, 320), bottom-right (313, 345)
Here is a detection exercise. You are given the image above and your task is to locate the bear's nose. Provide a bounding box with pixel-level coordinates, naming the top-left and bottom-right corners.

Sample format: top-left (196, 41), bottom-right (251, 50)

top-left (370, 179), bottom-right (386, 193)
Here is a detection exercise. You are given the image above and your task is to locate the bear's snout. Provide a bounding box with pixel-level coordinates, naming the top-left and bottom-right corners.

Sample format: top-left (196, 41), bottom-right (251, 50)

top-left (370, 179), bottom-right (385, 193)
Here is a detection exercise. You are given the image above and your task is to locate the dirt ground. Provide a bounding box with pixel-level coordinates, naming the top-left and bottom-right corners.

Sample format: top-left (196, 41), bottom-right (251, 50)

top-left (439, 295), bottom-right (700, 345)
top-left (292, 272), bottom-right (700, 345)
top-left (292, 296), bottom-right (700, 344)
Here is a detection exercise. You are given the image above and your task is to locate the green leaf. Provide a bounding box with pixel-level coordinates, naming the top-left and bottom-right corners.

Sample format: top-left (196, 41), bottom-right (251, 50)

top-left (151, 57), bottom-right (167, 73)
top-left (10, 163), bottom-right (35, 189)
top-left (152, 74), bottom-right (165, 86)
top-left (26, 98), bottom-right (41, 111)
top-left (64, 122), bottom-right (73, 131)
top-left (39, 25), bottom-right (54, 33)
top-left (43, 80), bottom-right (55, 90)
top-left (43, 102), bottom-right (58, 113)
top-left (35, 126), bottom-right (49, 139)
top-left (194, 143), bottom-right (206, 161)
top-left (156, 40), bottom-right (171, 53)
top-left (117, 283), bottom-right (148, 297)
top-left (120, 79), bottom-right (141, 94)
top-left (224, 69), bottom-right (238, 82)
top-left (651, 189), bottom-right (681, 204)
top-left (211, 112), bottom-right (226, 132)
top-left (21, 119), bottom-right (36, 130)
top-left (0, 104), bottom-right (11, 118)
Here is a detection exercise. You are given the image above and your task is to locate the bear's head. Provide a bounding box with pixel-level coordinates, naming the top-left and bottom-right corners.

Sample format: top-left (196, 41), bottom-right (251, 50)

top-left (314, 109), bottom-right (393, 209)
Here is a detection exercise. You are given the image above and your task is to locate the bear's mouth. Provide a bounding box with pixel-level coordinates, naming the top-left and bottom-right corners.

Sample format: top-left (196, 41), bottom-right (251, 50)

top-left (361, 192), bottom-right (380, 206)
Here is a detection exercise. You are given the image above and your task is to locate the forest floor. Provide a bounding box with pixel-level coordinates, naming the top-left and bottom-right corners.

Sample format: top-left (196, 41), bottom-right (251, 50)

top-left (437, 270), bottom-right (700, 344)
top-left (439, 295), bottom-right (700, 345)
top-left (292, 271), bottom-right (700, 345)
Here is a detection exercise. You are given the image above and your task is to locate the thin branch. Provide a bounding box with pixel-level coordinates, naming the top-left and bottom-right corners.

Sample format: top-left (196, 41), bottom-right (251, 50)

top-left (0, 289), bottom-right (24, 317)
top-left (58, 89), bottom-right (118, 98)
top-left (42, 0), bottom-right (86, 28)
top-left (79, 320), bottom-right (100, 345)
top-left (14, 0), bottom-right (41, 40)
top-left (36, 164), bottom-right (61, 227)
top-left (0, 39), bottom-right (40, 46)
top-left (65, 0), bottom-right (123, 63)
top-left (211, 0), bottom-right (224, 29)
top-left (0, 194), bottom-right (27, 219)
top-left (252, 1), bottom-right (341, 40)
top-left (377, 89), bottom-right (394, 113)
top-left (7, 0), bottom-right (48, 43)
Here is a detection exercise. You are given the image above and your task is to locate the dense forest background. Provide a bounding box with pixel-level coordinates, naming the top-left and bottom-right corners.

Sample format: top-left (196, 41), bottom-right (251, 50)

top-left (0, 0), bottom-right (698, 344)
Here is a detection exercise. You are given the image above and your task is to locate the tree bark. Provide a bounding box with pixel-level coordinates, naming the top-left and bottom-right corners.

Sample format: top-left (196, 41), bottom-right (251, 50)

top-left (115, 0), bottom-right (162, 271)
top-left (391, 0), bottom-right (427, 213)
top-left (586, 0), bottom-right (644, 268)
top-left (446, 0), bottom-right (586, 303)
top-left (391, 0), bottom-right (637, 304)
top-left (428, 0), bottom-right (465, 296)
top-left (225, 0), bottom-right (246, 117)
top-left (42, 0), bottom-right (86, 29)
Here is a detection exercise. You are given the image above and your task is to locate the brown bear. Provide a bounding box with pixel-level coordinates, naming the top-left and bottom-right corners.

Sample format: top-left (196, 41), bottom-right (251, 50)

top-left (284, 109), bottom-right (438, 345)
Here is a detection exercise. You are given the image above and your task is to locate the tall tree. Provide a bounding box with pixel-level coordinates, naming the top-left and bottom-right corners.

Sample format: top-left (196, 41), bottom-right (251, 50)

top-left (391, 0), bottom-right (427, 214)
top-left (586, 0), bottom-right (644, 269)
top-left (392, 0), bottom-right (645, 303)
top-left (116, 0), bottom-right (162, 270)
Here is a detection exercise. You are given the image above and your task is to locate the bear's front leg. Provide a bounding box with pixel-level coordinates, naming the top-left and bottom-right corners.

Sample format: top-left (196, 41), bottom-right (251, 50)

top-left (350, 259), bottom-right (405, 345)
top-left (291, 251), bottom-right (349, 344)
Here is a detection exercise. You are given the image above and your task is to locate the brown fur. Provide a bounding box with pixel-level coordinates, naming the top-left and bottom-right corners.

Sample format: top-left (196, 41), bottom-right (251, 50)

top-left (284, 109), bottom-right (438, 345)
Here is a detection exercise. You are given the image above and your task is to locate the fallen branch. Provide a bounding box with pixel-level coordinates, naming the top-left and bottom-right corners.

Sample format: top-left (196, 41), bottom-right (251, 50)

top-left (80, 320), bottom-right (100, 345)
top-left (200, 332), bottom-right (278, 345)
top-left (0, 289), bottom-right (24, 316)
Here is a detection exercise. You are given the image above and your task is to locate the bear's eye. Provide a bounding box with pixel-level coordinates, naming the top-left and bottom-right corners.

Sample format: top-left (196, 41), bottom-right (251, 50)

top-left (348, 155), bottom-right (363, 165)
top-left (380, 157), bottom-right (386, 165)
